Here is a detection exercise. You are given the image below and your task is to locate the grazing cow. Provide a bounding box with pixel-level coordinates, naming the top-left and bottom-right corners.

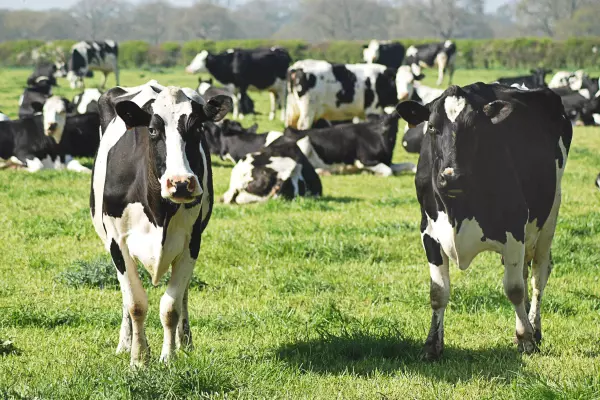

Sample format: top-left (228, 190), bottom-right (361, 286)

top-left (401, 121), bottom-right (427, 154)
top-left (494, 68), bottom-right (552, 89)
top-left (186, 47), bottom-right (291, 120)
top-left (72, 88), bottom-right (103, 114)
top-left (90, 81), bottom-right (232, 366)
top-left (197, 78), bottom-right (256, 116)
top-left (363, 40), bottom-right (406, 69)
top-left (548, 70), bottom-right (587, 90)
top-left (396, 82), bottom-right (571, 359)
top-left (404, 41), bottom-right (457, 86)
top-left (27, 62), bottom-right (59, 89)
top-left (203, 119), bottom-right (278, 162)
top-left (559, 81), bottom-right (600, 125)
top-left (66, 40), bottom-right (119, 89)
top-left (222, 137), bottom-right (322, 204)
top-left (283, 112), bottom-right (415, 176)
top-left (286, 60), bottom-right (399, 129)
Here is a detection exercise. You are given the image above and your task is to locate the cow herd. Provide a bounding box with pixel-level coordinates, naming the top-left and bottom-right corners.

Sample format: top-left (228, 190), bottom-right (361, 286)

top-left (0, 39), bottom-right (597, 367)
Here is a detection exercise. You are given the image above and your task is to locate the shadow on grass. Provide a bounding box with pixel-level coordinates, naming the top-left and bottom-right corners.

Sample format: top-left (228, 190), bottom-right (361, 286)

top-left (276, 331), bottom-right (523, 383)
top-left (319, 196), bottom-right (361, 204)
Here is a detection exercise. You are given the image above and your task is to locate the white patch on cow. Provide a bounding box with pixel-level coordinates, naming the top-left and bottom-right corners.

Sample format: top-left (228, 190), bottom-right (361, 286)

top-left (66, 159), bottom-right (91, 173)
top-left (0, 112), bottom-right (9, 121)
top-left (444, 96), bottom-right (466, 123)
top-left (43, 96), bottom-right (67, 143)
top-left (152, 87), bottom-right (202, 200)
top-left (511, 83), bottom-right (529, 90)
top-left (406, 46), bottom-right (418, 57)
top-left (423, 121), bottom-right (429, 134)
top-left (226, 48), bottom-right (235, 54)
top-left (105, 40), bottom-right (116, 47)
top-left (185, 50), bottom-right (209, 74)
top-left (402, 140), bottom-right (408, 147)
top-left (442, 167), bottom-right (454, 176)
top-left (593, 114), bottom-right (600, 125)
top-left (396, 65), bottom-right (417, 101)
top-left (25, 157), bottom-right (44, 172)
top-left (222, 155), bottom-right (255, 204)
top-left (267, 156), bottom-right (299, 181)
top-left (75, 88), bottom-right (102, 114)
top-left (197, 81), bottom-right (212, 96)
top-left (414, 83), bottom-right (444, 105)
top-left (444, 40), bottom-right (453, 48)
top-left (578, 89), bottom-right (591, 100)
top-left (264, 131), bottom-right (283, 146)
top-left (363, 40), bottom-right (380, 64)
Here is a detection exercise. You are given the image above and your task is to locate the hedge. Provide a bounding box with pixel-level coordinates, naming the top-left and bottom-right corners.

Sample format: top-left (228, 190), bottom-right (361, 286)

top-left (1, 38), bottom-right (598, 70)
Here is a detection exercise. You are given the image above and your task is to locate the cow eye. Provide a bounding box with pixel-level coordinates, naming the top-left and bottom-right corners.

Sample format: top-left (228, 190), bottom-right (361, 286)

top-left (148, 127), bottom-right (158, 137)
top-left (428, 126), bottom-right (440, 135)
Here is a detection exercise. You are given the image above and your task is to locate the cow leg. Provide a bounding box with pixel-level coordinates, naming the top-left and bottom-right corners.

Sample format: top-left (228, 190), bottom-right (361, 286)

top-left (502, 235), bottom-right (537, 354)
top-left (176, 287), bottom-right (193, 351)
top-left (112, 242), bottom-right (149, 366)
top-left (269, 91), bottom-right (277, 121)
top-left (100, 72), bottom-right (108, 89)
top-left (159, 252), bottom-right (195, 362)
top-left (116, 287), bottom-right (132, 354)
top-left (423, 233), bottom-right (450, 361)
top-left (435, 53), bottom-right (448, 86)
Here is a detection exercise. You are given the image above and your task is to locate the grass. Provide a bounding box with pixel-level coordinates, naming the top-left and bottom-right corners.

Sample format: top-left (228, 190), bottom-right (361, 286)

top-left (1, 67), bottom-right (600, 399)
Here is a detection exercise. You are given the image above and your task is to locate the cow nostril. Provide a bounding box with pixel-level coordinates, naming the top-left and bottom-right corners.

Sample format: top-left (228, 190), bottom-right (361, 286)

top-left (48, 123), bottom-right (58, 131)
top-left (187, 179), bottom-right (196, 192)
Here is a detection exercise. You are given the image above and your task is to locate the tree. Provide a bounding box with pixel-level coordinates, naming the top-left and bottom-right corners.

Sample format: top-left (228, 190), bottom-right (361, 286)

top-left (556, 4), bottom-right (600, 37)
top-left (133, 1), bottom-right (173, 44)
top-left (69, 0), bottom-right (129, 40)
top-left (515, 0), bottom-right (594, 36)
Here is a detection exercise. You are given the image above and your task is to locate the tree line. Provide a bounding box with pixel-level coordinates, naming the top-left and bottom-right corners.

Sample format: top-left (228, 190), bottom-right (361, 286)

top-left (1, 0), bottom-right (599, 43)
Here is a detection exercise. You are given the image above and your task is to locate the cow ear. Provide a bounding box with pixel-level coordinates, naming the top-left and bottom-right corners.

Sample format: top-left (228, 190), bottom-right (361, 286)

top-left (202, 94), bottom-right (233, 122)
top-left (483, 100), bottom-right (513, 124)
top-left (31, 101), bottom-right (44, 114)
top-left (396, 101), bottom-right (430, 125)
top-left (115, 101), bottom-right (151, 128)
top-left (248, 123), bottom-right (258, 133)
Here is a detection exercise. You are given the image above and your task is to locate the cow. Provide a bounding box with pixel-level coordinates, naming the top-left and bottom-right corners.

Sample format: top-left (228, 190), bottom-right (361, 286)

top-left (548, 70), bottom-right (587, 90)
top-left (186, 47), bottom-right (291, 120)
top-left (395, 82), bottom-right (571, 360)
top-left (17, 72), bottom-right (61, 119)
top-left (283, 112), bottom-right (415, 176)
top-left (197, 78), bottom-right (256, 116)
top-left (59, 112), bottom-right (101, 158)
top-left (72, 88), bottom-right (103, 114)
top-left (363, 40), bottom-right (406, 69)
top-left (222, 137), bottom-right (322, 204)
top-left (558, 79), bottom-right (600, 126)
top-left (90, 81), bottom-right (232, 366)
top-left (395, 65), bottom-right (443, 104)
top-left (66, 40), bottom-right (119, 89)
top-left (27, 62), bottom-right (59, 89)
top-left (404, 41), bottom-right (457, 86)
top-left (285, 60), bottom-right (399, 129)
top-left (203, 119), bottom-right (279, 162)
top-left (495, 68), bottom-right (553, 89)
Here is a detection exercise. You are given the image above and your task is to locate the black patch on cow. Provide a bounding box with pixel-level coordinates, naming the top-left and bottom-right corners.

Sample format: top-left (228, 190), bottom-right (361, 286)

top-left (70, 49), bottom-right (87, 75)
top-left (331, 64), bottom-right (356, 107)
top-left (375, 68), bottom-right (398, 108)
top-left (364, 78), bottom-right (374, 109)
top-left (110, 239), bottom-right (126, 274)
top-left (422, 234), bottom-right (443, 266)
top-left (293, 70), bottom-right (317, 98)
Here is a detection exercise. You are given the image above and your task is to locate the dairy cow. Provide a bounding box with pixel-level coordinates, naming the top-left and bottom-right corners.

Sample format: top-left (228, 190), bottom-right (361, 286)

top-left (396, 82), bottom-right (571, 360)
top-left (404, 41), bottom-right (457, 86)
top-left (186, 47), bottom-right (291, 120)
top-left (286, 60), bottom-right (400, 129)
top-left (495, 68), bottom-right (552, 89)
top-left (222, 137), bottom-right (322, 204)
top-left (66, 41), bottom-right (119, 89)
top-left (90, 81), bottom-right (231, 366)
top-left (363, 40), bottom-right (406, 69)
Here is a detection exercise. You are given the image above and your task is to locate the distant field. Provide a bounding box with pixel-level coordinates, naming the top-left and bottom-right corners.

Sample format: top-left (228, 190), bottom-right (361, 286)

top-left (1, 68), bottom-right (600, 399)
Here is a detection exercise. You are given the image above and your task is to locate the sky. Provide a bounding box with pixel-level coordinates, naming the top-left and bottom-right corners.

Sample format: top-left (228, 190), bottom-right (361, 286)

top-left (0, 0), bottom-right (511, 11)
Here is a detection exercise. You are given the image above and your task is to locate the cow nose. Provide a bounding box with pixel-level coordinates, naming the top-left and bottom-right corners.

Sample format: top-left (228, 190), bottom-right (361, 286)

top-left (166, 176), bottom-right (198, 198)
top-left (48, 122), bottom-right (58, 132)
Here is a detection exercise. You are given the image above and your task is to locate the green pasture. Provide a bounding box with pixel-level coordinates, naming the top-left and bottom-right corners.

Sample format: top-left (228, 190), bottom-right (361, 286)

top-left (0, 68), bottom-right (599, 399)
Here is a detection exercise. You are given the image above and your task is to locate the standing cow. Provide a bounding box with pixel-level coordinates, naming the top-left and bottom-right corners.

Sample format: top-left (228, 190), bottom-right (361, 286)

top-left (67, 41), bottom-right (119, 89)
top-left (404, 41), bottom-right (457, 86)
top-left (285, 60), bottom-right (399, 129)
top-left (363, 40), bottom-right (406, 69)
top-left (396, 83), bottom-right (571, 359)
top-left (91, 81), bottom-right (232, 365)
top-left (186, 47), bottom-right (291, 121)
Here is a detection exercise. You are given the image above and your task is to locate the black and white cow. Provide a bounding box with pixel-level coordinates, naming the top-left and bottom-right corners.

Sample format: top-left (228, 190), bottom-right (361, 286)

top-left (283, 112), bottom-right (415, 176)
top-left (18, 76), bottom-right (58, 119)
top-left (72, 88), bottom-right (103, 114)
top-left (595, 173), bottom-right (600, 191)
top-left (197, 78), bottom-right (256, 116)
top-left (90, 81), bottom-right (232, 366)
top-left (222, 136), bottom-right (322, 204)
top-left (27, 62), bottom-right (59, 89)
top-left (67, 41), bottom-right (119, 89)
top-left (548, 70), bottom-right (587, 90)
top-left (186, 47), bottom-right (291, 120)
top-left (396, 83), bottom-right (571, 359)
top-left (59, 112), bottom-right (101, 158)
top-left (363, 40), bottom-right (406, 69)
top-left (285, 60), bottom-right (399, 129)
top-left (404, 41), bottom-right (457, 86)
top-left (495, 68), bottom-right (552, 89)
top-left (558, 78), bottom-right (600, 125)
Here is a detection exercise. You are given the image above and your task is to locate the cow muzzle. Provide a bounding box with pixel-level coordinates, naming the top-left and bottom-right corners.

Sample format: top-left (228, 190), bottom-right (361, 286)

top-left (437, 168), bottom-right (464, 197)
top-left (163, 175), bottom-right (202, 203)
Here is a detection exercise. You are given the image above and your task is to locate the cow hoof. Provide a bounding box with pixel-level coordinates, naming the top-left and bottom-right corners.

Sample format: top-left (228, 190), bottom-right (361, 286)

top-left (517, 339), bottom-right (539, 355)
top-left (533, 329), bottom-right (542, 344)
top-left (423, 340), bottom-right (443, 361)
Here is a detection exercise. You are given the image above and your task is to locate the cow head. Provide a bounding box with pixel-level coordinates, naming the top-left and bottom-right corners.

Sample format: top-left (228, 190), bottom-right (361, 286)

top-left (396, 85), bottom-right (514, 197)
top-left (530, 68), bottom-right (553, 87)
top-left (115, 87), bottom-right (232, 204)
top-left (185, 50), bottom-right (210, 74)
top-left (222, 144), bottom-right (301, 205)
top-left (42, 96), bottom-right (71, 143)
top-left (197, 77), bottom-right (213, 95)
top-left (363, 40), bottom-right (380, 64)
top-left (396, 65), bottom-right (424, 102)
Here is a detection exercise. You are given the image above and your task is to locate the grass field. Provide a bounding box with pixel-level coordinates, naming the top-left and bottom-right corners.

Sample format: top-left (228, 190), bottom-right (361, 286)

top-left (1, 67), bottom-right (600, 399)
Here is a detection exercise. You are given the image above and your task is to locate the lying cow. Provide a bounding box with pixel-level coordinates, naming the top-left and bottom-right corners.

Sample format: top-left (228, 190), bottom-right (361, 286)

top-left (222, 137), bottom-right (322, 204)
top-left (404, 41), bottom-right (457, 86)
top-left (286, 60), bottom-right (399, 129)
top-left (203, 119), bottom-right (279, 162)
top-left (559, 79), bottom-right (600, 125)
top-left (283, 112), bottom-right (415, 176)
top-left (91, 81), bottom-right (232, 366)
top-left (186, 47), bottom-right (291, 120)
top-left (396, 82), bottom-right (571, 359)
top-left (66, 40), bottom-right (119, 89)
top-left (18, 79), bottom-right (57, 119)
top-left (363, 40), bottom-right (405, 69)
top-left (548, 70), bottom-right (587, 90)
top-left (494, 68), bottom-right (552, 89)
top-left (27, 62), bottom-right (59, 89)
